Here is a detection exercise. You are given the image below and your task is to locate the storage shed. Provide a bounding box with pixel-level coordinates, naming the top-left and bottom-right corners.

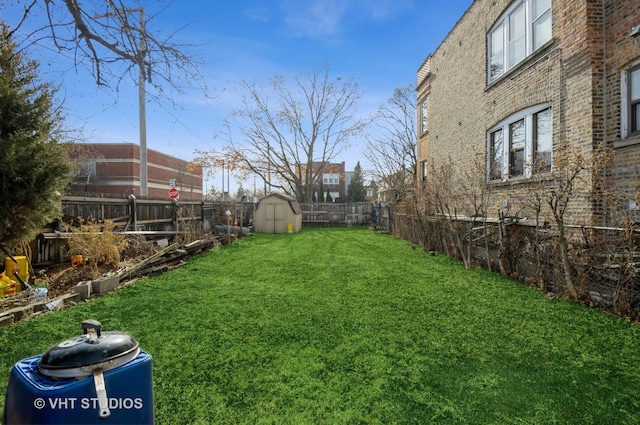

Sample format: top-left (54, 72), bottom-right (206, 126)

top-left (254, 193), bottom-right (302, 234)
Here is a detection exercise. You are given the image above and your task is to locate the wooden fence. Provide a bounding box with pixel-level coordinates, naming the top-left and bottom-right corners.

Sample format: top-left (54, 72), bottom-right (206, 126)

top-left (298, 202), bottom-right (371, 226)
top-left (38, 194), bottom-right (640, 320)
top-left (31, 196), bottom-right (373, 265)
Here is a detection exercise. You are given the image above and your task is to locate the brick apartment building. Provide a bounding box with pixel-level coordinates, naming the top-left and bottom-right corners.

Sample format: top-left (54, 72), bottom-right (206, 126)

top-left (312, 161), bottom-right (346, 202)
top-left (417, 0), bottom-right (640, 225)
top-left (68, 143), bottom-right (203, 200)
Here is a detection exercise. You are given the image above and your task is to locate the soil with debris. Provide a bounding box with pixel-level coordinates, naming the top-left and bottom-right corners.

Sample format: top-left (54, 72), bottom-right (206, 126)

top-left (40, 235), bottom-right (160, 299)
top-left (1, 233), bottom-right (231, 315)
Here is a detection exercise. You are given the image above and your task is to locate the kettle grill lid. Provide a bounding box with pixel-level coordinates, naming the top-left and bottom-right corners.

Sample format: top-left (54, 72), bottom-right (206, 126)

top-left (37, 319), bottom-right (139, 377)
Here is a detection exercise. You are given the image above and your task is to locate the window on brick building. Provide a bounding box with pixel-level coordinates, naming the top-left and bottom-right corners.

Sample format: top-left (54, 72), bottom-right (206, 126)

top-left (533, 107), bottom-right (552, 172)
top-left (489, 129), bottom-right (503, 180)
top-left (488, 0), bottom-right (552, 83)
top-left (81, 160), bottom-right (97, 177)
top-left (420, 98), bottom-right (428, 134)
top-left (323, 173), bottom-right (339, 185)
top-left (532, 0), bottom-right (552, 50)
top-left (508, 4), bottom-right (526, 68)
top-left (509, 119), bottom-right (525, 177)
top-left (630, 66), bottom-right (640, 134)
top-left (420, 160), bottom-right (427, 182)
top-left (488, 105), bottom-right (552, 181)
top-left (489, 24), bottom-right (504, 80)
top-left (621, 63), bottom-right (640, 139)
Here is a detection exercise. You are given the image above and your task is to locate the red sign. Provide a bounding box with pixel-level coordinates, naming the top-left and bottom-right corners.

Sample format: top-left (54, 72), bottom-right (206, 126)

top-left (168, 188), bottom-right (179, 199)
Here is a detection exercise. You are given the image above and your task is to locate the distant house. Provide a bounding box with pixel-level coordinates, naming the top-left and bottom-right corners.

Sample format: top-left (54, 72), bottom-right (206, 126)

top-left (417, 0), bottom-right (640, 225)
top-left (366, 181), bottom-right (378, 203)
top-left (376, 170), bottom-right (414, 203)
top-left (68, 143), bottom-right (203, 200)
top-left (312, 161), bottom-right (346, 202)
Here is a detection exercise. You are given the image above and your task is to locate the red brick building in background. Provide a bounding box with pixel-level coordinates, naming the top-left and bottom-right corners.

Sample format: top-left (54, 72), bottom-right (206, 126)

top-left (68, 143), bottom-right (203, 200)
top-left (312, 161), bottom-right (346, 202)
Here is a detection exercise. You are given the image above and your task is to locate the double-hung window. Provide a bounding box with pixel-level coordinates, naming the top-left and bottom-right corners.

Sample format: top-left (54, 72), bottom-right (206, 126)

top-left (82, 160), bottom-right (97, 177)
top-left (489, 129), bottom-right (504, 180)
top-left (508, 4), bottom-right (526, 68)
top-left (488, 0), bottom-right (552, 83)
top-left (509, 119), bottom-right (525, 177)
top-left (533, 108), bottom-right (552, 171)
top-left (420, 160), bottom-right (427, 182)
top-left (620, 63), bottom-right (640, 139)
top-left (489, 24), bottom-right (505, 80)
top-left (532, 0), bottom-right (552, 50)
top-left (420, 99), bottom-right (428, 134)
top-left (323, 174), bottom-right (339, 185)
top-left (629, 66), bottom-right (640, 135)
top-left (488, 105), bottom-right (552, 181)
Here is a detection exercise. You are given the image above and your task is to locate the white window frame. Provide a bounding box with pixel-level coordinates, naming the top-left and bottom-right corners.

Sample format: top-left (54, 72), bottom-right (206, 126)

top-left (621, 59), bottom-right (640, 139)
top-left (487, 104), bottom-right (552, 182)
top-left (82, 160), bottom-right (97, 176)
top-left (532, 0), bottom-right (552, 50)
top-left (420, 98), bottom-right (428, 134)
top-left (533, 107), bottom-right (552, 172)
top-left (489, 128), bottom-right (504, 181)
top-left (509, 118), bottom-right (526, 177)
top-left (323, 173), bottom-right (339, 185)
top-left (488, 0), bottom-right (552, 83)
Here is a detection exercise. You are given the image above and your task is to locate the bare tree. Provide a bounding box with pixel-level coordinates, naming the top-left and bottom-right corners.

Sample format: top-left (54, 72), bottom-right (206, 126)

top-left (426, 158), bottom-right (469, 265)
top-left (600, 185), bottom-right (640, 315)
top-left (6, 0), bottom-right (202, 93)
top-left (517, 141), bottom-right (613, 299)
top-left (461, 150), bottom-right (496, 271)
top-left (198, 64), bottom-right (364, 203)
top-left (67, 143), bottom-right (105, 195)
top-left (364, 85), bottom-right (417, 202)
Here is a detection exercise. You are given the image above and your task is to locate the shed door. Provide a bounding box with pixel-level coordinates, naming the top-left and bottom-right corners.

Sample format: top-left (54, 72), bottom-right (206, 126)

top-left (265, 203), bottom-right (285, 233)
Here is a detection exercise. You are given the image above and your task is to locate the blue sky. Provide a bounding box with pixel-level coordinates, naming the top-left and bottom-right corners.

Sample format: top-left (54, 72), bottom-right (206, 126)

top-left (4, 0), bottom-right (472, 192)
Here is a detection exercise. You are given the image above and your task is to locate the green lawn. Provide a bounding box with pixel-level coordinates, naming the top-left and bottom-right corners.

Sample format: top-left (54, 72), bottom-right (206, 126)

top-left (2, 227), bottom-right (640, 424)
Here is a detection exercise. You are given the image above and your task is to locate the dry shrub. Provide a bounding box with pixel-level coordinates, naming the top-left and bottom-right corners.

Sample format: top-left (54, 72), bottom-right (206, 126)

top-left (66, 219), bottom-right (128, 268)
top-left (121, 235), bottom-right (157, 261)
top-left (175, 205), bottom-right (200, 245)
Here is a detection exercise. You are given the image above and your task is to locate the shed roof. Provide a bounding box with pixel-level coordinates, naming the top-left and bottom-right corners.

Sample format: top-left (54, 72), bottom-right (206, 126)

top-left (258, 193), bottom-right (302, 215)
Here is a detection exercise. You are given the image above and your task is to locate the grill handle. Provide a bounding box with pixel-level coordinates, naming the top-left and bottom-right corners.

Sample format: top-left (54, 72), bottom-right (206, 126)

top-left (82, 319), bottom-right (102, 339)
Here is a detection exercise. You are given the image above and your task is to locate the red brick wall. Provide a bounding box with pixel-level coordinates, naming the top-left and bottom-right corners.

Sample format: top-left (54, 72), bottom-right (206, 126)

top-left (312, 161), bottom-right (346, 200)
top-left (68, 143), bottom-right (203, 200)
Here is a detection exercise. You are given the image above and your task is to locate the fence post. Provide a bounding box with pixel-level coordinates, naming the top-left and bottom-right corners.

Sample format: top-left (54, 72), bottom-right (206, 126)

top-left (172, 199), bottom-right (178, 231)
top-left (201, 200), bottom-right (206, 231)
top-left (129, 195), bottom-right (138, 231)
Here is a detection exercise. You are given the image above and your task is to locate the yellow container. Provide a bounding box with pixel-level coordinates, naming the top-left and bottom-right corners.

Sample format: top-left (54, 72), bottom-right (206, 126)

top-left (5, 256), bottom-right (29, 289)
top-left (0, 272), bottom-right (18, 297)
top-left (287, 224), bottom-right (293, 233)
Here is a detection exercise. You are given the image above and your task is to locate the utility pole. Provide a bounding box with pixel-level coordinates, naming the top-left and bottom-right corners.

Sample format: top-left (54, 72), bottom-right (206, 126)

top-left (138, 8), bottom-right (148, 197)
top-left (96, 7), bottom-right (149, 197)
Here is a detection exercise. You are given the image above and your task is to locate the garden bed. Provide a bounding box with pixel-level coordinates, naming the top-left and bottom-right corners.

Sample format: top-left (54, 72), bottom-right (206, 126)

top-left (0, 233), bottom-right (232, 325)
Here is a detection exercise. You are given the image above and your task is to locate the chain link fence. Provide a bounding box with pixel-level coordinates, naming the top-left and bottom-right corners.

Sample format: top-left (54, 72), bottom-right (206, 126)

top-left (388, 206), bottom-right (640, 321)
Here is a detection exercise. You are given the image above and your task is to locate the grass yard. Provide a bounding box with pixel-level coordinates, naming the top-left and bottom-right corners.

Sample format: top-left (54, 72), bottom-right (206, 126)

top-left (2, 227), bottom-right (640, 424)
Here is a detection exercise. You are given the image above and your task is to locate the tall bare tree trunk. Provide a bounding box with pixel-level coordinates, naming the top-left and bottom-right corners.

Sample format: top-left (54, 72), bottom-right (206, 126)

top-left (557, 220), bottom-right (578, 299)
